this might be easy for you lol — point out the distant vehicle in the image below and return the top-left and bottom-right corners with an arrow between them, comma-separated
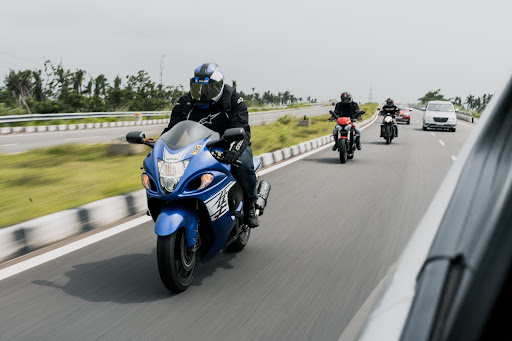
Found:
395,103 -> 412,125
423,101 -> 457,132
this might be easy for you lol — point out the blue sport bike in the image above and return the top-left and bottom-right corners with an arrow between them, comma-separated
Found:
126,121 -> 271,293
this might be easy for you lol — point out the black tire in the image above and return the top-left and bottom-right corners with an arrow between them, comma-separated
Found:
157,231 -> 196,293
452,128 -> 456,132
423,126 -> 427,131
226,225 -> 251,252
338,140 -> 347,164
407,121 -> 410,125
385,126 -> 391,144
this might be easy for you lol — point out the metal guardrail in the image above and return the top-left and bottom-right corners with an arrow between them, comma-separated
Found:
0,111 -> 173,124
0,104 -> 327,124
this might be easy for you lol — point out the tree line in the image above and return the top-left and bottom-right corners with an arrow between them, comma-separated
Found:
1,61 -> 313,115
418,89 -> 493,112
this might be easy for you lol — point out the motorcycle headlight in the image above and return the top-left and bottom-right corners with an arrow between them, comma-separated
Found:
344,125 -> 352,131
158,159 -> 190,193
384,116 -> 393,123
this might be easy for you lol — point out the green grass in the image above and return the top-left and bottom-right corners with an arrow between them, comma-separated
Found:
0,103 -> 377,228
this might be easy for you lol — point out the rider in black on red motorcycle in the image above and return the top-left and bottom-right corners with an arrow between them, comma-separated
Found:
380,98 -> 399,137
331,92 -> 362,150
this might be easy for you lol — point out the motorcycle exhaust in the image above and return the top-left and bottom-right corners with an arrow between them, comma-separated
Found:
255,180 -> 271,216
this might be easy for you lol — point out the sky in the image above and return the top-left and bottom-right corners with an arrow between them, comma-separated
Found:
1,0 -> 511,103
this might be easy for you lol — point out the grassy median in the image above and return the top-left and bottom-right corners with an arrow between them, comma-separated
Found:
0,103 -> 377,228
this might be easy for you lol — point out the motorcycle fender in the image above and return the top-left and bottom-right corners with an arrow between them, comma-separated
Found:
155,206 -> 198,247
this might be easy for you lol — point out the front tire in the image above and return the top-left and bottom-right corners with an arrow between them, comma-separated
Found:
157,231 -> 196,293
385,126 -> 391,144
338,139 -> 347,164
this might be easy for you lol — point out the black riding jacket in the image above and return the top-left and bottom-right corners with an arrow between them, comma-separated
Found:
380,104 -> 400,117
334,101 -> 360,119
162,85 -> 251,155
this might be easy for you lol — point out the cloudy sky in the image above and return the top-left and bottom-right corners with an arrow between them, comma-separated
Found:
1,0 -> 511,103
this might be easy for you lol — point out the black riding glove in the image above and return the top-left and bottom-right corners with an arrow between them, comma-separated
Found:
222,150 -> 241,165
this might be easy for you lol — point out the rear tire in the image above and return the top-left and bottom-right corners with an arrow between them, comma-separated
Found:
226,225 -> 251,252
338,140 -> 347,164
157,231 -> 196,293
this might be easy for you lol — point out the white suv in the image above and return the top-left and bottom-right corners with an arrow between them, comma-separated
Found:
423,100 -> 457,132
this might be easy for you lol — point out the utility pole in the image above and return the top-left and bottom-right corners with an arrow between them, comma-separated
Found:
368,83 -> 374,103
160,54 -> 166,85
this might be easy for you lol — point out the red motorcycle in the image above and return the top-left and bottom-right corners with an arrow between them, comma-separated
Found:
329,110 -> 364,164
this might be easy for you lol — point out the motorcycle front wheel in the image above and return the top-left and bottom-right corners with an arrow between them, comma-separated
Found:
157,230 -> 196,293
385,126 -> 391,145
338,139 -> 347,164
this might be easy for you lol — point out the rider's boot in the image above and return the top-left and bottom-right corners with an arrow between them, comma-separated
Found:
246,198 -> 260,228
356,136 -> 362,150
332,142 -> 338,151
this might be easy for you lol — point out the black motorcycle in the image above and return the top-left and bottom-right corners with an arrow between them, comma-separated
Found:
380,113 -> 397,145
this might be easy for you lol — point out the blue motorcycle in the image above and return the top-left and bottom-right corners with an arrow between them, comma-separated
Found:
126,121 -> 271,292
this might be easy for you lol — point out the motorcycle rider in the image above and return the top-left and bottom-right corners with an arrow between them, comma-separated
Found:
380,98 -> 399,137
331,92 -> 362,150
161,62 -> 259,228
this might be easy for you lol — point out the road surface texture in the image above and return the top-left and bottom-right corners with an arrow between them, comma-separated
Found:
0,114 -> 474,340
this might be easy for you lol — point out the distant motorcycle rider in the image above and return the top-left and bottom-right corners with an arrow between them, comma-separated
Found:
380,98 -> 399,137
161,63 -> 259,228
331,92 -> 362,150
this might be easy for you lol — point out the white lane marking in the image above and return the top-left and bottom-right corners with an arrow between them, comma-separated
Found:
431,132 -> 436,136
258,113 -> 380,176
0,216 -> 152,281
0,143 -> 19,147
1,114 -> 382,280
451,156 -> 457,161
439,140 -> 445,147
64,136 -> 101,141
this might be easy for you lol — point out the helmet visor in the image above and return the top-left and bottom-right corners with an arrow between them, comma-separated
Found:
190,79 -> 223,103
341,97 -> 351,104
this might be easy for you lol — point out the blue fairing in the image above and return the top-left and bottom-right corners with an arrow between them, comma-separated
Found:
155,206 -> 198,247
143,121 -> 242,262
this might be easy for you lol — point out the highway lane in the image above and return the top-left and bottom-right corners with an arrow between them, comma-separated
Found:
0,106 -> 331,154
0,118 -> 474,340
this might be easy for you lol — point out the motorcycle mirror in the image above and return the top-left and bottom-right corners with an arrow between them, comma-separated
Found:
222,127 -> 246,142
126,131 -> 146,144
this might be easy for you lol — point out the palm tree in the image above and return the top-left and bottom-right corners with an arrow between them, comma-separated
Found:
94,74 -> 107,97
73,70 -> 85,94
232,80 -> 237,91
465,95 -> 475,110
32,69 -> 45,102
5,70 -> 32,113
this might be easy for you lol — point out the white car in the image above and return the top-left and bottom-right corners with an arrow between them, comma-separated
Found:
423,101 -> 457,132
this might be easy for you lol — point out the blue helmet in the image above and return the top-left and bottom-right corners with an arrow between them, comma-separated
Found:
190,63 -> 225,106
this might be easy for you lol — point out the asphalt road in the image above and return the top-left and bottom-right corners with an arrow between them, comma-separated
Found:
0,106 -> 331,154
0,114 -> 475,340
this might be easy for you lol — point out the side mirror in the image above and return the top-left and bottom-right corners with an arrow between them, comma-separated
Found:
222,127 -> 246,142
126,131 -> 145,144
377,108 -> 381,111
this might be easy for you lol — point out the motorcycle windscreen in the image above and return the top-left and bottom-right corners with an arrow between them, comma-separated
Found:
160,121 -> 220,150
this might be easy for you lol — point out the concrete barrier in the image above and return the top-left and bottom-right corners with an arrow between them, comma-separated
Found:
259,153 -> 274,167
1,127 -> 13,134
282,147 -> 292,159
36,126 -> 47,132
25,126 -> 36,133
272,150 -> 284,163
291,145 -> 301,156
57,125 -> 68,131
